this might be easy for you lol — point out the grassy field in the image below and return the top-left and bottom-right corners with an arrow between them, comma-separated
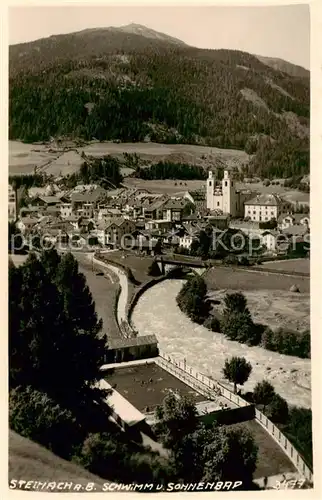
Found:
102,250 -> 154,285
9,430 -> 105,489
205,266 -> 310,293
262,258 -> 310,274
105,362 -> 205,413
225,421 -> 297,479
9,139 -> 249,177
205,266 -> 309,332
212,288 -> 309,332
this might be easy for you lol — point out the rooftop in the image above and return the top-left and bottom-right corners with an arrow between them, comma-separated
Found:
245,193 -> 284,207
108,335 -> 158,350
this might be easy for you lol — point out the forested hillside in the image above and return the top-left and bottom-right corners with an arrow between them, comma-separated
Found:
9,25 -> 310,178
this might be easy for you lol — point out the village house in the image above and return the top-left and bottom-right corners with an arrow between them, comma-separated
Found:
70,186 -> 108,212
16,217 -> 39,235
144,219 -> 173,234
244,193 -> 292,222
261,230 -> 279,253
32,195 -> 63,208
161,198 -> 188,222
96,218 -> 135,247
97,207 -> 123,221
278,213 -> 310,230
60,202 -> 73,219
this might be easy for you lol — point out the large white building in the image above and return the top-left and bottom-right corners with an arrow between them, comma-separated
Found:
206,170 -> 250,217
244,194 -> 291,222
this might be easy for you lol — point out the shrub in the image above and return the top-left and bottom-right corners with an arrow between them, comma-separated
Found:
266,394 -> 289,424
203,316 -> 221,332
222,311 -> 257,344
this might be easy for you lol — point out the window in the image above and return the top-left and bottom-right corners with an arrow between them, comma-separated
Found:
265,217 -> 268,220
253,211 -> 256,214
225,181 -> 227,187
271,211 -> 274,216
231,181 -> 233,187
217,201 -> 220,207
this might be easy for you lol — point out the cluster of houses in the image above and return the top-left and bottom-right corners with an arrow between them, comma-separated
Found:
9,169 -> 310,256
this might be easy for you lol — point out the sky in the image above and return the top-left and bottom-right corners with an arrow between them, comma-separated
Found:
8,4 -> 310,69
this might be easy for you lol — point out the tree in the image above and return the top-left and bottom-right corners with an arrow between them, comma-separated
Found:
202,426 -> 258,487
154,393 -> 199,451
9,252 -> 106,409
9,386 -> 83,460
40,247 -> 61,276
266,394 -> 289,424
222,357 -> 252,393
147,260 -> 162,277
223,292 -> 248,315
176,275 -> 211,323
76,432 -> 175,485
253,380 -> 275,411
221,311 -> 256,343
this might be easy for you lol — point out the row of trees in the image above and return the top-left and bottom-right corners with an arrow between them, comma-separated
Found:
134,161 -> 207,181
221,357 -> 312,467
177,277 -> 310,359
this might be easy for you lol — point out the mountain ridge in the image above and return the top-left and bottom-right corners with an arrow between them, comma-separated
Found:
9,24 -> 310,179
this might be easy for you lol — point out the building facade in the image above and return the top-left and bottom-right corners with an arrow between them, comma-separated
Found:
244,194 -> 291,222
206,170 -> 248,217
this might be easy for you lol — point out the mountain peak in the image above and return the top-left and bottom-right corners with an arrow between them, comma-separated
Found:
115,23 -> 186,46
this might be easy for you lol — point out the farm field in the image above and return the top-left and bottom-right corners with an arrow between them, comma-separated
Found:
262,258 -> 310,274
123,177 -> 205,194
104,362 -> 205,412
236,181 -> 309,205
9,139 -> 249,178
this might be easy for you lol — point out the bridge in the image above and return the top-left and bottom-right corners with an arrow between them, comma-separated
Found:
156,255 -> 207,269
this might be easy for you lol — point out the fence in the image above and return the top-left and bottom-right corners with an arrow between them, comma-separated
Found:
157,351 -> 249,408
157,351 -> 313,483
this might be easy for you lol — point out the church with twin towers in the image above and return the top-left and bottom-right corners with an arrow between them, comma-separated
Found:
206,170 -> 249,217
206,170 -> 291,222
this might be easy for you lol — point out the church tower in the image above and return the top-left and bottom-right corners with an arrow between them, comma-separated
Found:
222,170 -> 237,216
206,171 -> 215,210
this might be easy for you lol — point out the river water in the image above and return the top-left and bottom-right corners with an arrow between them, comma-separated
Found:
132,280 -> 311,409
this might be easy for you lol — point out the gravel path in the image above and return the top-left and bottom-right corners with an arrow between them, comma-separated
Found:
132,280 -> 311,409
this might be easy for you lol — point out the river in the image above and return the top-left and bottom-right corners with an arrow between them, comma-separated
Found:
132,279 -> 311,409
